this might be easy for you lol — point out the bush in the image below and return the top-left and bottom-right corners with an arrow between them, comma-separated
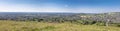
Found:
94,21 -> 106,26
74,20 -> 97,25
117,24 -> 120,27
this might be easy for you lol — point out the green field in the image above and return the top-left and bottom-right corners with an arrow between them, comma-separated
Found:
0,20 -> 120,31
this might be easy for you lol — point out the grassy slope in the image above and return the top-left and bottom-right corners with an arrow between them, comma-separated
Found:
0,20 -> 120,31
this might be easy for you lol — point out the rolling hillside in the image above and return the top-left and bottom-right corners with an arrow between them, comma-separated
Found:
0,20 -> 119,31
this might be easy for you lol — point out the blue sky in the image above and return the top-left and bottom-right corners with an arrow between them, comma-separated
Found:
0,0 -> 120,13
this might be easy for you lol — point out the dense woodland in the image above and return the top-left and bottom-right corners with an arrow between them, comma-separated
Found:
0,12 -> 120,27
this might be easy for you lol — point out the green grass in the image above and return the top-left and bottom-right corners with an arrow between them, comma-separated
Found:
0,20 -> 119,31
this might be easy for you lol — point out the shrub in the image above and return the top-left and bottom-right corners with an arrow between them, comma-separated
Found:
74,20 -> 97,25
117,24 -> 120,27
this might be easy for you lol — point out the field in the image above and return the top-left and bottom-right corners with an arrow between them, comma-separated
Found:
0,20 -> 120,31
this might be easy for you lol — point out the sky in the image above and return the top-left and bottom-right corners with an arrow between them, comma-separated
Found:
0,0 -> 120,13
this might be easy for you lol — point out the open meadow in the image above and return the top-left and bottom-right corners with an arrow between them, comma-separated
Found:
0,20 -> 120,31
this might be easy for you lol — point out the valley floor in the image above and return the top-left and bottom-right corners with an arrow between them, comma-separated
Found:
0,20 -> 120,31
